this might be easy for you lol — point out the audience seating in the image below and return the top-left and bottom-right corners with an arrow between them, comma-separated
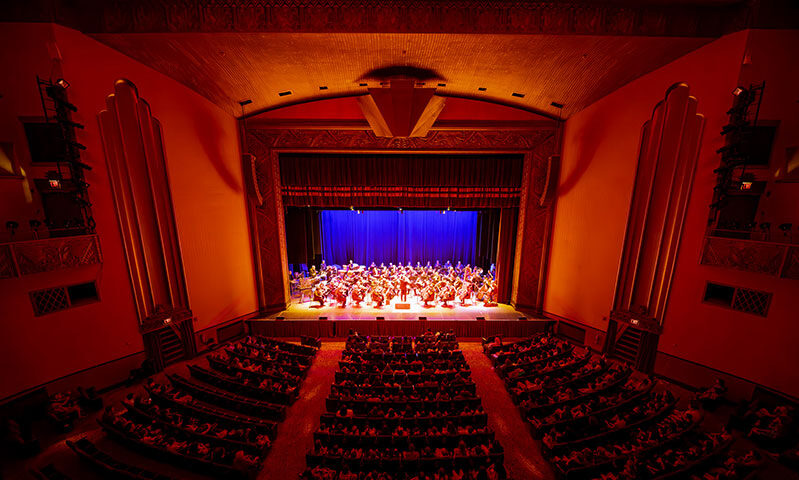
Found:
484,335 -> 743,480
303,332 -> 506,480
69,336 -> 318,479
30,463 -> 72,480
67,437 -> 177,480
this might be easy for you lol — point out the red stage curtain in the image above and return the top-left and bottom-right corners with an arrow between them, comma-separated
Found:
279,153 -> 524,208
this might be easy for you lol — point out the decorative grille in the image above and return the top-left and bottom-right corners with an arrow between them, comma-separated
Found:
29,287 -> 70,316
732,288 -> 772,317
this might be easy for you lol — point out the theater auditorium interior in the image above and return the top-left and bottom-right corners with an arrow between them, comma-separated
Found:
1,1 -> 799,479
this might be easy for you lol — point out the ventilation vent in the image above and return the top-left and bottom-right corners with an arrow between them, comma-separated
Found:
703,281 -> 772,317
30,287 -> 69,316
29,281 -> 99,316
437,83 -> 446,87
359,83 -> 368,87
278,90 -> 292,97
318,86 -> 328,90
478,87 -> 487,91
512,92 -> 525,98
732,287 -> 771,316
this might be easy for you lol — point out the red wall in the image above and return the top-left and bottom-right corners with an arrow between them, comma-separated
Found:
0,24 -> 256,400
659,30 -> 799,398
545,30 -> 799,397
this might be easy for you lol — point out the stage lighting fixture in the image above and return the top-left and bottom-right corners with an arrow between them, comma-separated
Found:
732,87 -> 746,96
349,206 -> 355,211
55,78 -> 70,89
48,178 -> 61,189
356,210 -> 362,214
740,181 -> 753,191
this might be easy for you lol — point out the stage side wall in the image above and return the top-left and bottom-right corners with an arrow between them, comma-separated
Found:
546,29 -> 799,397
0,24 -> 256,401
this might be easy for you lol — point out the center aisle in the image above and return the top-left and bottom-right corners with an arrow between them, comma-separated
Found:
259,341 -> 344,480
461,343 -> 555,480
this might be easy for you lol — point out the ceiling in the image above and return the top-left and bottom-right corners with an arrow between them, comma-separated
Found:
8,0 -> 795,119
91,32 -> 713,118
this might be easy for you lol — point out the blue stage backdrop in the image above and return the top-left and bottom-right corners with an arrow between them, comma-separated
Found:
320,210 -> 479,266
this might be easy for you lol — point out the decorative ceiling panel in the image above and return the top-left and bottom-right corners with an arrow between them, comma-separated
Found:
90,32 -> 713,117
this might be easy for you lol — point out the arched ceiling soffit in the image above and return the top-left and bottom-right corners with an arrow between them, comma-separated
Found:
6,0 -> 797,118
86,33 -> 716,118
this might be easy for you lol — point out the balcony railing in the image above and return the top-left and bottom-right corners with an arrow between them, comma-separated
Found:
700,236 -> 799,280
0,234 -> 102,279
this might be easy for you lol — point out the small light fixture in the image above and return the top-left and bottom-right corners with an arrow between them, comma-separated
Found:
732,87 -> 746,96
163,317 -> 172,325
356,210 -> 362,214
55,78 -> 70,89
740,181 -> 753,191
48,178 -> 61,189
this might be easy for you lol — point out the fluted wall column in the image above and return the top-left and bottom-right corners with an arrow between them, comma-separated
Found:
98,79 -> 194,352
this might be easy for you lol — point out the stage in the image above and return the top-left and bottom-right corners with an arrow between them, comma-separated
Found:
270,300 -> 526,321
247,300 -> 553,338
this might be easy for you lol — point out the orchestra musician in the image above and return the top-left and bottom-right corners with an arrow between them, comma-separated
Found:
301,260 -> 496,309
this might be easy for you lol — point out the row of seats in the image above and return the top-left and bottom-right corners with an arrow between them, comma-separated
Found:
303,332 -> 505,480
68,336 -> 319,479
484,335 -> 740,480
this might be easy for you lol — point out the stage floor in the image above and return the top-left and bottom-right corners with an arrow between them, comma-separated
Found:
266,300 -> 529,321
